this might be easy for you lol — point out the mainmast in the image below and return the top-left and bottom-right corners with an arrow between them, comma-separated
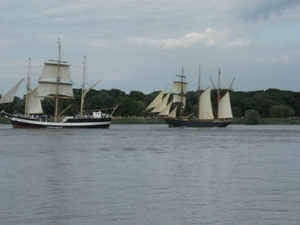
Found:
80,56 -> 86,116
197,65 -> 201,120
217,68 -> 221,119
54,40 -> 61,119
24,58 -> 31,116
179,66 -> 185,119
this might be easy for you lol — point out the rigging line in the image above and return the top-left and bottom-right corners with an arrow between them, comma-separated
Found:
29,45 -> 58,63
0,58 -> 29,92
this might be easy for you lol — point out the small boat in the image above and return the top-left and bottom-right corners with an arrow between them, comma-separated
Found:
146,66 -> 233,128
0,42 -> 117,128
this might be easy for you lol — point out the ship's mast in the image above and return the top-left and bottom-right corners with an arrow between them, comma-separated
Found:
197,65 -> 201,120
80,56 -> 86,116
217,68 -> 221,120
179,66 -> 185,119
79,56 -> 102,116
54,40 -> 61,119
24,58 -> 31,116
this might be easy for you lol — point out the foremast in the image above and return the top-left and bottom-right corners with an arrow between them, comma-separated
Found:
177,66 -> 186,120
217,68 -> 221,120
197,65 -> 201,120
80,56 -> 86,116
79,56 -> 102,116
215,68 -> 233,120
54,42 -> 61,119
24,58 -> 31,116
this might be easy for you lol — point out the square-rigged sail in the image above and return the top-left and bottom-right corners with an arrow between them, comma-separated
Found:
37,62 -> 74,98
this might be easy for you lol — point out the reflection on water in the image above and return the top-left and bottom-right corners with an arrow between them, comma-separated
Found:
0,124 -> 300,224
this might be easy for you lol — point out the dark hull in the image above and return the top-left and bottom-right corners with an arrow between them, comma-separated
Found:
165,118 -> 231,128
10,119 -> 111,128
3,113 -> 111,129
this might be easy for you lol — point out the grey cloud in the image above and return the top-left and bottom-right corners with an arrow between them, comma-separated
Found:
237,0 -> 300,22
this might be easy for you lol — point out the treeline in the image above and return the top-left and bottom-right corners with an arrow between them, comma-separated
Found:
1,88 -> 300,118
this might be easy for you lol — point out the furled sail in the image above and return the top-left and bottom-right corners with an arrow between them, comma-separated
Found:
151,92 -> 170,113
37,62 -> 74,97
0,78 -> 24,104
27,88 -> 43,114
218,91 -> 233,119
146,88 -> 166,110
198,87 -> 214,120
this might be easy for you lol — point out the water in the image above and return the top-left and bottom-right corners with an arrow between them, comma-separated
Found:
0,124 -> 299,225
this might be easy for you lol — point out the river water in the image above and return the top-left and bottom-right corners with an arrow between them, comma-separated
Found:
0,124 -> 299,225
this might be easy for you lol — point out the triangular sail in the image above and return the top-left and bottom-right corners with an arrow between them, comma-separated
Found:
168,105 -> 178,118
37,62 -> 74,97
27,88 -> 43,114
218,91 -> 233,119
198,87 -> 214,120
158,101 -> 172,116
146,88 -> 166,110
0,78 -> 24,104
151,92 -> 170,113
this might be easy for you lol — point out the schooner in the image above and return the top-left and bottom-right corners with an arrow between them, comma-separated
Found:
146,66 -> 233,127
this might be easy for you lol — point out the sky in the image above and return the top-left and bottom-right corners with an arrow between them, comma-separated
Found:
1,0 -> 300,97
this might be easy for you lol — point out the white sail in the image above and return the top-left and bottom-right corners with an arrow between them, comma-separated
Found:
168,105 -> 178,118
37,62 -> 74,97
158,101 -> 172,116
146,88 -> 166,110
151,92 -> 170,113
198,87 -> 214,120
0,78 -> 24,104
173,81 -> 187,94
27,88 -> 43,114
219,91 -> 233,119
173,94 -> 186,105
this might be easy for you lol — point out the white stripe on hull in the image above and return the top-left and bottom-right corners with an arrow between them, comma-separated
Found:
8,117 -> 111,128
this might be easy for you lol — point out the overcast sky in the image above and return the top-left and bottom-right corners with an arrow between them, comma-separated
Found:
1,0 -> 300,96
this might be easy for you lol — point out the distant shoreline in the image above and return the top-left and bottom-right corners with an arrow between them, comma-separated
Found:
111,117 -> 300,125
2,116 -> 299,125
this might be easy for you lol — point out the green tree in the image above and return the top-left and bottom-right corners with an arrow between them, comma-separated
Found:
232,106 -> 243,117
116,97 -> 146,117
41,98 -> 55,116
13,98 -> 24,114
129,90 -> 145,101
244,109 -> 260,125
254,99 -> 276,118
269,105 -> 295,118
185,91 -> 198,116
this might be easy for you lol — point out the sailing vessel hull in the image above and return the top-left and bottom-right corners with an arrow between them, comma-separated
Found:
5,115 -> 111,129
0,46 -> 116,129
165,118 -> 231,128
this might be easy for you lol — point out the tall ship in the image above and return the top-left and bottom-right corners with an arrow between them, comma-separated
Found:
0,42 -> 117,128
146,66 -> 233,128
